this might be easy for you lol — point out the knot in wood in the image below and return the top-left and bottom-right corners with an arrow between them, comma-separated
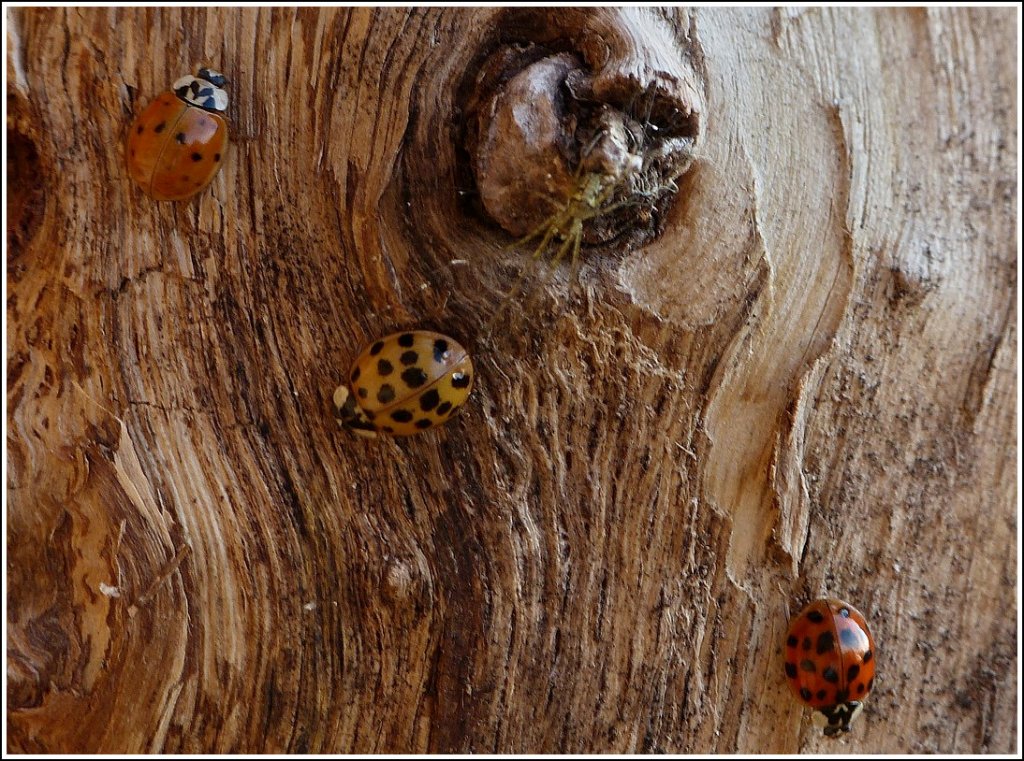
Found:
382,559 -> 417,603
463,16 -> 702,255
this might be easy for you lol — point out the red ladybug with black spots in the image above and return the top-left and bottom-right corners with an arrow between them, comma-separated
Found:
784,597 -> 876,736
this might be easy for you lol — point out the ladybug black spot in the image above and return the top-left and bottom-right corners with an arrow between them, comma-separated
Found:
436,401 -> 453,416
175,132 -> 187,144
807,610 -> 825,624
400,350 -> 418,366
358,387 -> 368,399
351,367 -> 361,382
433,338 -> 449,363
136,125 -> 144,134
786,635 -> 798,648
398,333 -> 415,347
402,367 -> 428,388
391,409 -> 413,423
816,631 -> 835,654
377,359 -> 393,376
800,659 -> 816,673
415,419 -> 433,429
816,689 -> 827,700
191,152 -> 203,162
799,688 -> 812,701
214,153 -> 221,161
419,389 -> 440,411
155,121 -> 166,133
822,666 -> 839,684
847,664 -> 860,681
785,662 -> 797,679
370,341 -> 385,356
377,384 -> 396,404
451,372 -> 470,389
862,649 -> 873,663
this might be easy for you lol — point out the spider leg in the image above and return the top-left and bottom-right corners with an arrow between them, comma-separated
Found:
509,213 -> 560,251
485,205 -> 568,336
566,221 -> 584,287
530,217 -> 563,261
547,224 -> 576,270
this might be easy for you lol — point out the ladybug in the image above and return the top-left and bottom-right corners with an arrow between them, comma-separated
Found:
126,68 -> 229,201
784,597 -> 876,737
333,331 -> 474,437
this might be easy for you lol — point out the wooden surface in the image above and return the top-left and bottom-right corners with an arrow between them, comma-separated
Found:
5,6 -> 1018,754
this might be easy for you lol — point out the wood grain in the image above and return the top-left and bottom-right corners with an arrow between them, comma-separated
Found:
5,6 -> 1017,753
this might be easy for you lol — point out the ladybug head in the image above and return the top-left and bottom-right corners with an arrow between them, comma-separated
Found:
332,385 -> 379,439
813,701 -> 864,737
172,69 -> 228,112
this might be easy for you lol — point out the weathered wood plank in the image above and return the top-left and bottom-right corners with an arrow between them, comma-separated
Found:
5,6 -> 1017,753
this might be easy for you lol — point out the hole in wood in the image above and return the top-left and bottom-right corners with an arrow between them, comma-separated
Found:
6,109 -> 46,262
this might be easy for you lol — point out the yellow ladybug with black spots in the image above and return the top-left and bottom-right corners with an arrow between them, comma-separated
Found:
333,331 -> 474,437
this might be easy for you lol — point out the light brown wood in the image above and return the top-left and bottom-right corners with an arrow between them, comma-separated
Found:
5,6 -> 1017,753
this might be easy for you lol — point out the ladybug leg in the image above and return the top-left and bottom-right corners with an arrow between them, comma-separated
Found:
332,385 -> 378,439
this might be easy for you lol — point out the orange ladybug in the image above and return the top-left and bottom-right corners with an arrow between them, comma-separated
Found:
126,68 -> 229,201
333,331 -> 474,438
784,597 -> 876,737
